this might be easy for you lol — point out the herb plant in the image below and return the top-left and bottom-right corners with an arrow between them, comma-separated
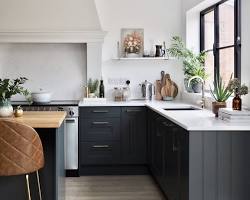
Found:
87,78 -> 99,93
228,78 -> 249,96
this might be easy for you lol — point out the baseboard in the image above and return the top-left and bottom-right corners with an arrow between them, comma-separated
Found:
80,165 -> 149,176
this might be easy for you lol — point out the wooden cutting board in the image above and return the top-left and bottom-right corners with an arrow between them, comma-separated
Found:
161,74 -> 178,99
155,80 -> 162,100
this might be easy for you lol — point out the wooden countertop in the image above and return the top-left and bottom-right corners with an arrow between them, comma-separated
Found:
0,111 -> 67,128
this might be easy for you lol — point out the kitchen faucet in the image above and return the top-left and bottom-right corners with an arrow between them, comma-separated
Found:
188,76 -> 205,109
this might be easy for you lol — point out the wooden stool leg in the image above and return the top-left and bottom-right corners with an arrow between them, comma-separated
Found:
36,171 -> 42,200
25,174 -> 32,200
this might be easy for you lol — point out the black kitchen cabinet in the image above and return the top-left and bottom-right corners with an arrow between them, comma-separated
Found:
121,107 -> 147,164
147,110 -> 189,200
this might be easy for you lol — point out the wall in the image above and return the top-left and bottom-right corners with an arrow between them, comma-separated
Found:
95,0 -> 184,99
0,43 -> 87,100
241,0 -> 250,107
0,0 -> 101,31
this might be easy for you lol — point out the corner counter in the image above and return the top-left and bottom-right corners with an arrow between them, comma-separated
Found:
0,111 -> 66,200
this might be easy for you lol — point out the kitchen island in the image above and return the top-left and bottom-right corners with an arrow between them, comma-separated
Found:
0,111 -> 66,200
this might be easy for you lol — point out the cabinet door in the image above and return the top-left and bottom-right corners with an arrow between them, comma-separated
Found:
121,107 -> 147,164
151,116 -> 165,184
163,121 -> 180,200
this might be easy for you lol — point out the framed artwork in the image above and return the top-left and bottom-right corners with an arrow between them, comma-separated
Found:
121,28 -> 144,58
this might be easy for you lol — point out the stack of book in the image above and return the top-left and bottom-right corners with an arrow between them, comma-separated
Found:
218,108 -> 250,123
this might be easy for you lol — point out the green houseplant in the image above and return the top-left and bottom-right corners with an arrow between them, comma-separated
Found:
87,78 -> 99,98
167,36 -> 208,93
0,77 -> 30,117
210,75 -> 233,117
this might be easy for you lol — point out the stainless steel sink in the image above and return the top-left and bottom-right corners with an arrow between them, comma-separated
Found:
163,107 -> 201,111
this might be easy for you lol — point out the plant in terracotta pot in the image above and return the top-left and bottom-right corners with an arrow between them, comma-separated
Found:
228,78 -> 249,111
167,36 -> 209,93
210,76 -> 233,117
0,77 -> 30,117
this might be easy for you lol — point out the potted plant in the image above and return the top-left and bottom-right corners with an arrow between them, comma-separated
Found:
87,78 -> 99,98
167,36 -> 208,93
0,77 -> 30,117
210,76 -> 233,117
228,78 -> 249,111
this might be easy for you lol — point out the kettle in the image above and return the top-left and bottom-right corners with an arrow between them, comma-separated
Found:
140,80 -> 153,100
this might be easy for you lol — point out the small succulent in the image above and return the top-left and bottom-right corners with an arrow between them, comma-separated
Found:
228,78 -> 249,96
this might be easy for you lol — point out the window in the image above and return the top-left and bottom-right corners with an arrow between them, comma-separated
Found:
200,0 -> 241,87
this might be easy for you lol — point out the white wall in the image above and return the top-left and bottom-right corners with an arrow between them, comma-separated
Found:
0,0 -> 101,31
0,43 -> 87,100
241,0 -> 250,107
95,0 -> 184,99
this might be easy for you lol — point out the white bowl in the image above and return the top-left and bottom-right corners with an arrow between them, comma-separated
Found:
32,91 -> 52,103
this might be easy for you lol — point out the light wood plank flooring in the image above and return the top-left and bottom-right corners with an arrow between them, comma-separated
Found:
65,175 -> 165,200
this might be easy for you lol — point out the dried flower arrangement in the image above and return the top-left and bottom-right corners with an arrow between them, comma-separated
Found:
228,78 -> 249,96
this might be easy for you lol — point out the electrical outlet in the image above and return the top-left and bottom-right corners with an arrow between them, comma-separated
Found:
108,78 -> 128,86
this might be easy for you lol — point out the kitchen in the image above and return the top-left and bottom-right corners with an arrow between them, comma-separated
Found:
0,0 -> 250,200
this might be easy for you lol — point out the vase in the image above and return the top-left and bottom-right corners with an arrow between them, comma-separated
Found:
232,93 -> 242,111
0,99 -> 13,117
126,53 -> 139,58
212,101 -> 227,117
192,82 -> 202,93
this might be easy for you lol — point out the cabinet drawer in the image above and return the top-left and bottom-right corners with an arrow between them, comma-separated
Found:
80,141 -> 120,165
80,107 -> 121,118
80,118 -> 120,141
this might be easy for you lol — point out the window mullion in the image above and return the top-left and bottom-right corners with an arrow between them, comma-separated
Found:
214,5 -> 220,81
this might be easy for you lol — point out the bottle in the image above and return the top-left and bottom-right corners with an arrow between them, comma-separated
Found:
99,80 -> 105,98
232,93 -> 242,111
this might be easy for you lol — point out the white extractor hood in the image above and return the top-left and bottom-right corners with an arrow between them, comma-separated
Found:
0,0 -> 106,43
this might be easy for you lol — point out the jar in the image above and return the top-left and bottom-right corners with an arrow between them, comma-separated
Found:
122,87 -> 130,101
113,87 -> 123,102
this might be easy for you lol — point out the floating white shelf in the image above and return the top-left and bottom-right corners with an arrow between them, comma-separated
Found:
112,57 -> 174,61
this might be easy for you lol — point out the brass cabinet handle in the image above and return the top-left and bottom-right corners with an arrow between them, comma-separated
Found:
92,110 -> 109,113
126,109 -> 142,113
92,145 -> 111,149
162,121 -> 175,127
92,122 -> 110,125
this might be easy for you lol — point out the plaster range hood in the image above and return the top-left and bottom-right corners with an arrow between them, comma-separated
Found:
0,0 -> 106,43
0,0 -> 106,79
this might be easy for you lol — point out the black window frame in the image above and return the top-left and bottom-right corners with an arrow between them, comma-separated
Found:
200,0 -> 241,81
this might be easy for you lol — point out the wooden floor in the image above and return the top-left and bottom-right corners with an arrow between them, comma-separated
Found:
65,175 -> 166,200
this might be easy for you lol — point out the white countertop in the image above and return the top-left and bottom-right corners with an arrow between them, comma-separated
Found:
79,100 -> 250,131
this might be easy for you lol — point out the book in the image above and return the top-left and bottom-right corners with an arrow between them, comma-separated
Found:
219,108 -> 250,116
218,112 -> 250,120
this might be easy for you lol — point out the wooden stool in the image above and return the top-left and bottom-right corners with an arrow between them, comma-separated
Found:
0,120 -> 44,200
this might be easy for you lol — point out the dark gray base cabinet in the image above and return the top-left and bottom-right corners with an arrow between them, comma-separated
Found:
147,109 -> 188,200
79,107 -> 147,174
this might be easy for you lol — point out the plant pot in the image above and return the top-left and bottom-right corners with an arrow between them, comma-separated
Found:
0,99 -> 13,117
212,101 -> 227,117
192,82 -> 202,93
184,78 -> 193,93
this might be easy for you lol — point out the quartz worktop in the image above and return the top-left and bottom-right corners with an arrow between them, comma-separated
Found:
0,111 -> 66,128
79,100 -> 250,131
